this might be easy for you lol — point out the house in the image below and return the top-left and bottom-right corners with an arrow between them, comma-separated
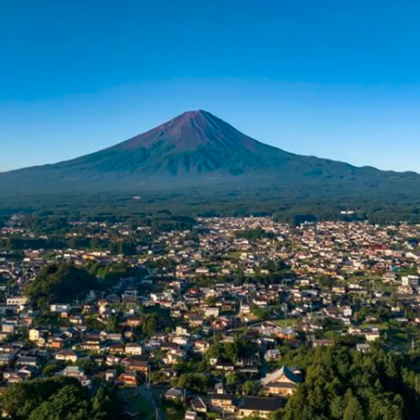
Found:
80,340 -> 101,353
106,355 -> 121,366
190,397 -> 207,413
356,343 -> 370,353
56,350 -> 78,363
106,333 -> 123,342
209,394 -> 236,413
117,371 -> 138,387
48,336 -> 65,349
237,397 -> 284,418
261,366 -> 302,396
6,297 -> 27,306
2,324 -> 14,334
69,315 -> 83,325
312,338 -> 334,348
0,353 -> 14,365
125,343 -> 143,356
62,366 -> 91,387
176,326 -> 189,336
194,340 -> 210,354
5,371 -> 25,384
18,366 -> 37,379
188,315 -> 204,327
105,369 -> 117,382
185,412 -> 197,420
365,331 -> 380,342
164,387 -> 184,402
109,343 -> 125,355
50,304 -> 70,313
205,307 -> 220,318
126,318 -> 142,327
29,328 -> 44,342
16,356 -> 39,368
122,357 -> 149,374
265,349 -> 281,361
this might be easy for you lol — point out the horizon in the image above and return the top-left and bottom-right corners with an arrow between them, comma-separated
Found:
1,107 -> 419,176
2,1 -> 420,172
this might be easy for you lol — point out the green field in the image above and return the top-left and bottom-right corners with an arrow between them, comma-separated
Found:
119,389 -> 154,420
274,318 -> 299,328
358,322 -> 389,330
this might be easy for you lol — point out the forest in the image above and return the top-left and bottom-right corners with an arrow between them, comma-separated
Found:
2,182 -> 420,225
277,340 -> 420,420
0,376 -> 121,420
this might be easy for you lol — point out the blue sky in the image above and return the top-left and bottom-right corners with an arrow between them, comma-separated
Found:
1,0 -> 420,172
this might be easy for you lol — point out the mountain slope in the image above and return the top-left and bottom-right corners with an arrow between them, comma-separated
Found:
0,110 -> 419,195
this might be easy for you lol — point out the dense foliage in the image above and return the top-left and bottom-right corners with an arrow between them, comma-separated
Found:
2,185 -> 420,226
25,263 -> 98,310
0,377 -> 121,420
280,343 -> 420,420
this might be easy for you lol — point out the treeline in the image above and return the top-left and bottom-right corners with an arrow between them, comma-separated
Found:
279,341 -> 420,420
2,185 -> 420,225
1,214 -> 196,253
235,227 -> 276,240
0,376 -> 121,420
25,263 -> 99,311
18,213 -> 196,234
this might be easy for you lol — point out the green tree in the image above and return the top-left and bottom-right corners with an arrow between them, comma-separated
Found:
25,263 -> 98,311
343,396 -> 364,420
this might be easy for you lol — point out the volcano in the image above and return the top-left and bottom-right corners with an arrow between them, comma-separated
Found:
1,110 -> 419,195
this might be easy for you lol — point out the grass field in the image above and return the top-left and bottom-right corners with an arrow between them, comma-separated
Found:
120,389 -> 154,420
274,318 -> 299,328
358,322 -> 389,330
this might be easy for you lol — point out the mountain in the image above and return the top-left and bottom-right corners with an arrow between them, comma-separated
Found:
1,110 -> 419,196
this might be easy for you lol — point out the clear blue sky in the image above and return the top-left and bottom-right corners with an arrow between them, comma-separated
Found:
1,0 -> 420,172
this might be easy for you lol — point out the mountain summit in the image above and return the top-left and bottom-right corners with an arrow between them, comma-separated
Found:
1,110 -> 419,195
85,109 -> 291,176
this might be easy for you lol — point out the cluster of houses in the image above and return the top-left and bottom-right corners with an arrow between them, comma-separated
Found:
0,216 -> 420,417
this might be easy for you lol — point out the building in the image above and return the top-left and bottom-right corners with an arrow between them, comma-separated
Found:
55,350 -> 78,363
122,357 -> 149,374
164,387 -> 184,402
125,343 -> 143,356
29,328 -> 42,342
50,304 -> 70,313
117,371 -> 138,387
261,366 -> 302,396
6,297 -> 28,306
237,397 -> 284,418
62,366 -> 91,387
205,307 -> 220,318
402,275 -> 419,287
209,394 -> 236,413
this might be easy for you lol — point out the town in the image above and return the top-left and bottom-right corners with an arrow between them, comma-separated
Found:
1,215 -> 420,419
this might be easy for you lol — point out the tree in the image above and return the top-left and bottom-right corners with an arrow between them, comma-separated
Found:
174,373 -> 211,394
141,314 -> 157,336
343,396 -> 364,420
242,381 -> 261,396
105,316 -> 119,333
25,263 -> 98,311
1,377 -> 122,420
250,304 -> 270,320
